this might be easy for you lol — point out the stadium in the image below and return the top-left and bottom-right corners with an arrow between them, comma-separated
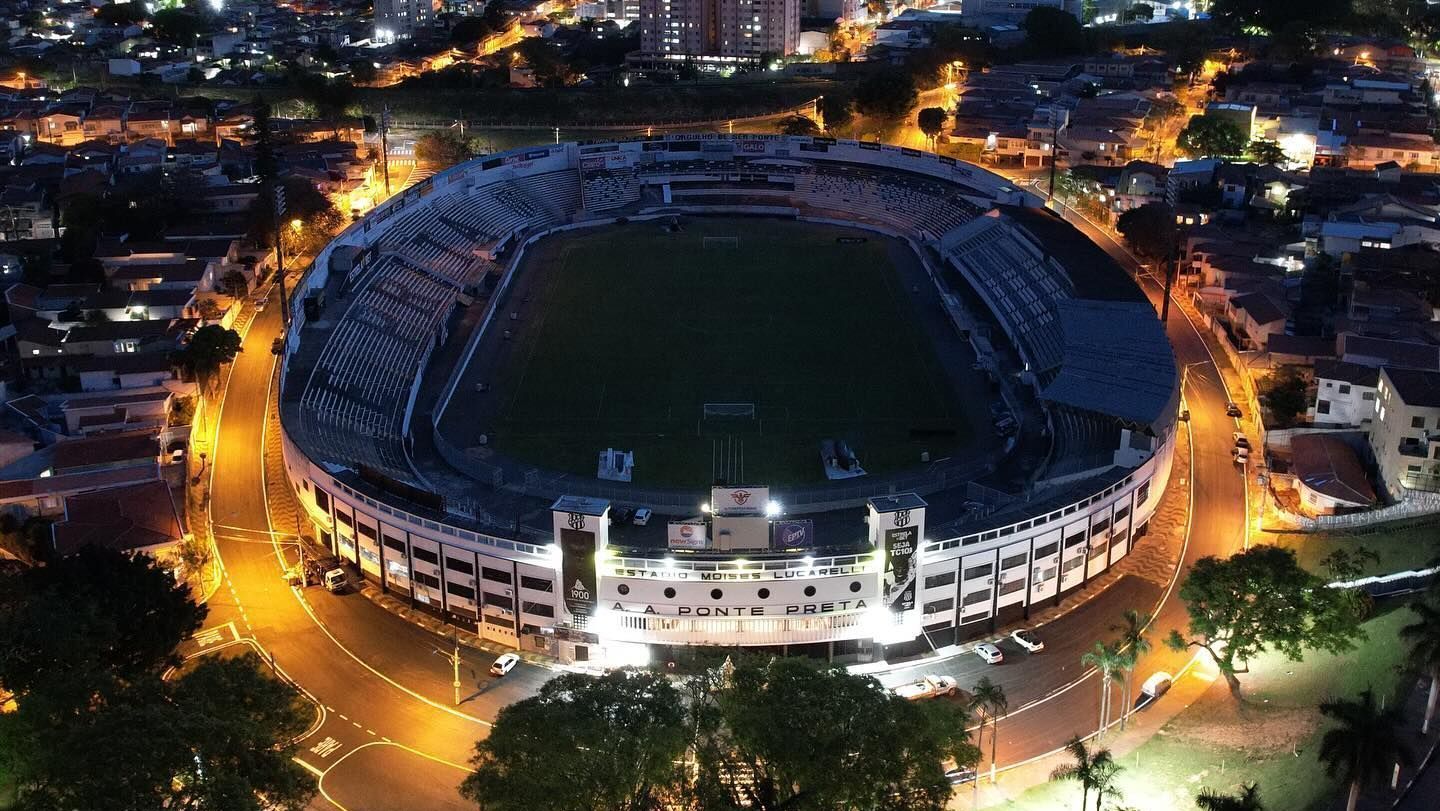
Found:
277,135 -> 1179,666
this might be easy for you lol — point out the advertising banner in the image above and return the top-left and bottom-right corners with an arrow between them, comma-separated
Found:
772,519 -> 814,550
667,521 -> 709,550
884,526 -> 919,612
710,486 -> 769,516
559,528 -> 598,620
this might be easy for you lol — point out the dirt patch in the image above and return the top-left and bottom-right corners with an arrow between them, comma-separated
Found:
1161,684 -> 1319,753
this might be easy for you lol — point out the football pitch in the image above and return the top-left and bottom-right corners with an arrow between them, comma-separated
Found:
481,217 -> 973,486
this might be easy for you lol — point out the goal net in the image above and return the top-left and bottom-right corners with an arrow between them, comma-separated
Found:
702,236 -> 740,249
703,403 -> 756,418
698,403 -> 759,436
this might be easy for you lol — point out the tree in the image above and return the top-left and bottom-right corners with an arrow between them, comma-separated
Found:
820,94 -> 854,133
1177,116 -> 1248,158
1196,782 -> 1263,811
1023,7 -> 1086,54
150,8 -> 205,46
1116,202 -> 1179,262
1247,138 -> 1288,165
1167,545 -> 1365,696
349,59 -> 378,84
917,106 -> 948,148
1050,736 -> 1118,811
461,669 -> 688,811
775,114 -> 820,137
1112,609 -> 1152,730
253,98 -> 278,184
1401,599 -> 1440,734
221,269 -> 249,299
1081,641 -> 1125,738
1318,688 -> 1414,811
1259,366 -> 1308,428
970,676 -> 1008,783
0,545 -> 204,705
450,15 -> 495,43
172,324 -> 243,397
416,131 -> 478,166
3,656 -> 314,811
854,69 -> 918,121
692,656 -> 973,811
95,2 -> 147,25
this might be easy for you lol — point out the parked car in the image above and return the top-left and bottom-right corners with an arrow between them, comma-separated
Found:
1141,671 -> 1173,699
945,766 -> 978,785
1226,402 -> 1243,418
1232,446 -> 1249,465
893,675 -> 960,701
1011,629 -> 1044,652
489,653 -> 521,677
323,568 -> 347,593
255,296 -> 269,312
974,642 -> 1004,664
1233,432 -> 1250,450
612,507 -> 633,524
632,508 -> 652,526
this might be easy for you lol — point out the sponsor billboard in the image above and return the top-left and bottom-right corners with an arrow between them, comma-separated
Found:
559,528 -> 598,620
883,526 -> 919,612
668,521 -> 709,550
711,486 -> 769,516
772,519 -> 814,550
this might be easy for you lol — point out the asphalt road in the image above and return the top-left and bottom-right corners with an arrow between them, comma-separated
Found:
197,204 -> 1248,809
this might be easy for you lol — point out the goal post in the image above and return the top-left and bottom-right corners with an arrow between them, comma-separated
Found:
698,402 -> 759,436
702,236 -> 740,249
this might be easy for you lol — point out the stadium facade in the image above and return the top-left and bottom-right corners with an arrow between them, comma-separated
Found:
278,135 -> 1179,666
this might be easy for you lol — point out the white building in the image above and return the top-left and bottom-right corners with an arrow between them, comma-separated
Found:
1310,359 -> 1379,428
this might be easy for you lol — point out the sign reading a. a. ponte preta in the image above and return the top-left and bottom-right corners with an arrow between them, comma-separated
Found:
560,528 -> 597,619
884,526 -> 919,612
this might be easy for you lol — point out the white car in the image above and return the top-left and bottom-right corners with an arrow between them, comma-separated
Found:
974,642 -> 1004,665
489,653 -> 520,677
1141,671 -> 1173,699
255,296 -> 269,312
893,675 -> 960,701
1233,432 -> 1251,450
1232,446 -> 1249,465
632,508 -> 652,526
1011,629 -> 1044,652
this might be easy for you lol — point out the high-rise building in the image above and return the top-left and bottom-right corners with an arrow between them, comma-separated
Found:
636,0 -> 801,67
375,0 -> 439,40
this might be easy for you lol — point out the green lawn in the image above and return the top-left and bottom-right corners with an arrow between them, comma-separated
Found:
1266,518 -> 1440,579
488,218 -> 971,486
996,608 -> 1415,811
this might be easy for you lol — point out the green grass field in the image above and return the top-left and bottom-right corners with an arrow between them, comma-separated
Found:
487,218 -> 970,486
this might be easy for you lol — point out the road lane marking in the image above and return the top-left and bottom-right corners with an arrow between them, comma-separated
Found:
310,737 -> 343,758
293,758 -> 325,778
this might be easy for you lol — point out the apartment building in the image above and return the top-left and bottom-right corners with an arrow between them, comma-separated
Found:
1370,367 -> 1440,497
636,0 -> 800,66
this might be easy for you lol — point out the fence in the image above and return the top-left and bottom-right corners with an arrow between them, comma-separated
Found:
1275,489 -> 1440,532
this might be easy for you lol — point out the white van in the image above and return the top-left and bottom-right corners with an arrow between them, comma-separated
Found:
1140,671 -> 1173,699
323,568 -> 347,593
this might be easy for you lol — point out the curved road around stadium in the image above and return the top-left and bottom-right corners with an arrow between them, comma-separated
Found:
198,213 -> 1246,810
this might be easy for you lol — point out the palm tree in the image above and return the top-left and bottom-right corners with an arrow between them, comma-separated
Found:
971,676 -> 1008,783
1112,609 -> 1152,730
1195,782 -> 1263,811
1400,599 -> 1440,734
1050,736 -> 1116,811
1317,688 -> 1415,811
1082,641 -> 1125,738
1091,755 -> 1123,811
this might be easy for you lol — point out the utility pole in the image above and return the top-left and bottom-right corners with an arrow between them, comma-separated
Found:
1047,108 -> 1060,205
1160,241 -> 1177,323
379,105 -> 392,197
435,639 -> 463,705
271,183 -> 290,328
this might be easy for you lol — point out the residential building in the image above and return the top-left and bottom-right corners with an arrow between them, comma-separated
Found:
1289,432 -> 1376,514
636,0 -> 801,66
375,0 -> 440,37
1370,366 -> 1440,496
1309,359 -> 1379,427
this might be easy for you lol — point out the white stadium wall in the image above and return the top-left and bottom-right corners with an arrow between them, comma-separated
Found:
276,134 -> 1176,664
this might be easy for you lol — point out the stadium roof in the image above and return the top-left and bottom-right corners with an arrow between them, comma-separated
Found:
1041,300 -> 1178,427
996,206 -> 1149,304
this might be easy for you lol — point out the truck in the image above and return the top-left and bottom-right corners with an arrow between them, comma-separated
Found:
892,675 -> 960,701
323,568 -> 347,594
